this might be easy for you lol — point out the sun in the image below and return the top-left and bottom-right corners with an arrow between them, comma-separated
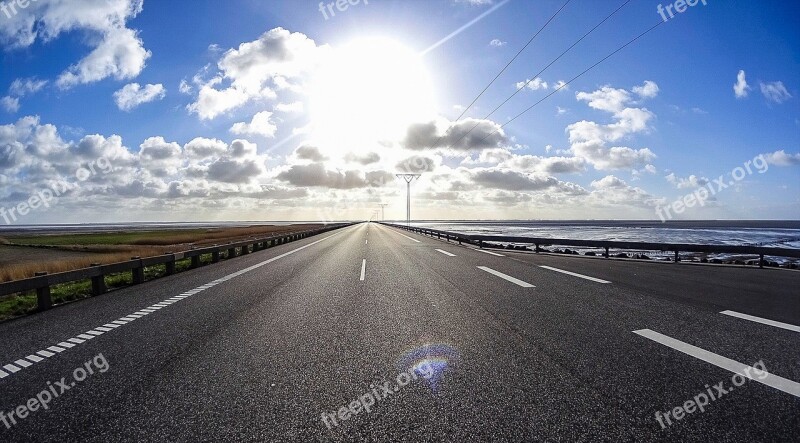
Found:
309,37 -> 436,153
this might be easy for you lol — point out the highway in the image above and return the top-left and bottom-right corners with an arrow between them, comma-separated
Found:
0,222 -> 798,442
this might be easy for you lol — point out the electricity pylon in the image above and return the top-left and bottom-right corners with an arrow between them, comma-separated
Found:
396,174 -> 421,226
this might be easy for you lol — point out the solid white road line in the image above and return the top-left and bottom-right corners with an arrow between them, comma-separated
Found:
0,228 -> 349,383
539,265 -> 611,284
360,259 -> 366,281
633,329 -> 800,397
477,266 -> 535,288
720,310 -> 800,333
366,239 -> 368,245
436,249 -> 456,257
476,249 -> 505,257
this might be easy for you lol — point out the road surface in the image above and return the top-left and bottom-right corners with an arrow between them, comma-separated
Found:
0,222 -> 797,442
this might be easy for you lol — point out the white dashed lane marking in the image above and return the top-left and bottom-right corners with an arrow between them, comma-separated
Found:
477,266 -> 535,288
435,249 -> 456,257
0,230 -> 342,382
634,329 -> 800,398
538,265 -> 611,284
720,310 -> 800,333
476,249 -> 505,257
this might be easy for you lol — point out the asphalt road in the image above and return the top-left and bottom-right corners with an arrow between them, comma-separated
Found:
0,222 -> 797,442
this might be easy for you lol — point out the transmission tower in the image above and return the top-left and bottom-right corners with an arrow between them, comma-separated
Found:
396,174 -> 421,226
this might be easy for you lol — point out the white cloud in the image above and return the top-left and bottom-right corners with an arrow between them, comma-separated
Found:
759,81 -> 792,104
275,101 -> 304,113
1,97 -> 20,113
516,77 -> 548,91
567,82 -> 658,171
489,39 -> 506,47
9,78 -> 48,97
761,150 -> 800,166
734,70 -> 750,98
230,111 -> 278,138
113,83 -> 166,111
184,137 -> 228,159
57,28 -> 151,89
188,28 -> 327,120
632,80 -> 659,99
0,0 -> 152,89
179,80 -> 193,95
665,173 -> 709,189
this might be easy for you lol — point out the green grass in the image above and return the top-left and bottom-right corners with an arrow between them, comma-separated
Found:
7,230 -> 210,246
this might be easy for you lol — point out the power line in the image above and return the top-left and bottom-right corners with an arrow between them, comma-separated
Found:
448,0 -> 633,149
431,0 -> 572,150
479,19 -> 667,145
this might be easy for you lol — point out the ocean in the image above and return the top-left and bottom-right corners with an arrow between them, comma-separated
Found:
408,220 -> 800,263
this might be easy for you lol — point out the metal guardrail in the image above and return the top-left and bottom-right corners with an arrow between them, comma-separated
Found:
380,222 -> 800,267
0,223 -> 354,311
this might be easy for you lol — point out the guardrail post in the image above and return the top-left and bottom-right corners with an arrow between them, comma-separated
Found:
191,255 -> 200,269
759,254 -> 764,268
535,243 -> 540,253
131,257 -> 144,284
35,272 -> 52,312
165,254 -> 176,276
674,250 -> 679,263
228,246 -> 236,258
242,244 -> 250,255
212,247 -> 220,263
478,240 -> 483,249
90,264 -> 106,295
604,247 -> 609,259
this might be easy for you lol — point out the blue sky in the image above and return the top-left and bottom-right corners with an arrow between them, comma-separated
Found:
0,0 -> 798,223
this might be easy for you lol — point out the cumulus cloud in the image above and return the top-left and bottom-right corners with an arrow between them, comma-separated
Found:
113,83 -> 166,111
403,118 -> 507,152
230,111 -> 278,137
0,0 -> 152,89
184,137 -> 228,159
57,27 -> 151,89
761,150 -> 800,166
759,81 -> 792,104
665,173 -> 709,189
632,80 -> 659,99
516,77 -> 548,91
734,70 -> 751,98
207,158 -> 263,183
589,175 -> 656,207
489,39 -> 506,47
188,28 -> 327,120
566,82 -> 658,170
344,151 -> 381,165
294,145 -> 327,162
396,155 -> 437,173
276,163 -> 393,189
470,169 -> 558,191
